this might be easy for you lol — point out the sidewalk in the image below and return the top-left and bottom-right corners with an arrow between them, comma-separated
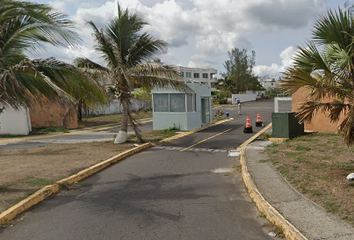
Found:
243,140 -> 354,240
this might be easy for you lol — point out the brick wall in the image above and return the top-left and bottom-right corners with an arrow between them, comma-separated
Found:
292,88 -> 344,133
29,100 -> 78,129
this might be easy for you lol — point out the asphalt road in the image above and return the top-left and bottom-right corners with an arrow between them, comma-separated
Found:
0,119 -> 153,150
0,99 -> 291,239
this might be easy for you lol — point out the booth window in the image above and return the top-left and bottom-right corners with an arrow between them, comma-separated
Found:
154,93 -> 190,112
187,94 -> 196,112
170,94 -> 185,112
153,94 -> 169,112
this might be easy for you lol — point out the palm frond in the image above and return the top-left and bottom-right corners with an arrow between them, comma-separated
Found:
338,105 -> 354,145
0,58 -> 69,109
295,100 -> 348,123
86,21 -> 119,69
313,8 -> 354,49
32,58 -> 108,107
74,57 -> 109,72
0,0 -> 80,54
128,64 -> 192,93
127,33 -> 167,67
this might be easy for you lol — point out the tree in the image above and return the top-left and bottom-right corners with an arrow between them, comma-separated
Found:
220,48 -> 263,93
0,0 -> 107,123
75,2 -> 189,144
282,7 -> 354,145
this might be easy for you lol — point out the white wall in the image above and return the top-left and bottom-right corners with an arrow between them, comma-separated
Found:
0,106 -> 31,135
231,93 -> 257,104
87,99 -> 152,116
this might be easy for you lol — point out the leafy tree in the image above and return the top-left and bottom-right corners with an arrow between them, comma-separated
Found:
220,48 -> 263,93
0,0 -> 107,121
282,8 -> 354,145
75,2 -> 189,144
131,88 -> 152,112
213,90 -> 230,104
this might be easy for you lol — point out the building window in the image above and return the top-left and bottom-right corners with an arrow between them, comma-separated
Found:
153,94 -> 169,112
180,72 -> 184,77
154,93 -> 189,112
170,94 -> 185,112
202,73 -> 208,78
187,94 -> 196,112
193,73 -> 200,78
186,72 -> 191,78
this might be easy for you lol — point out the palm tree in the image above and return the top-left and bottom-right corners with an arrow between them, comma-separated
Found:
75,2 -> 190,144
0,1 -> 107,122
282,7 -> 354,145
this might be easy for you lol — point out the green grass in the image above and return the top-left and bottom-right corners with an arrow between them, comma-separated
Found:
259,159 -> 271,163
0,134 -> 27,138
24,178 -> 56,187
324,201 -> 341,213
334,162 -> 354,170
294,145 -> 311,151
31,127 -> 69,134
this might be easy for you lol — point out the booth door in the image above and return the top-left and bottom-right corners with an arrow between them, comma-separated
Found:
201,97 -> 210,125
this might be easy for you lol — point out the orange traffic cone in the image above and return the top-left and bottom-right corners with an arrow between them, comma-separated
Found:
243,116 -> 253,133
255,113 -> 263,127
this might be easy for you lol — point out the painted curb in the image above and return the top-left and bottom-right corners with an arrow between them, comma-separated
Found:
238,123 -> 309,240
0,142 -> 152,225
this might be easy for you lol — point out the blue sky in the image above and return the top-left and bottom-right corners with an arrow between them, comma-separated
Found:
29,0 -> 348,78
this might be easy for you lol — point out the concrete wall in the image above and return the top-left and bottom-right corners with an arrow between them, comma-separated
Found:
292,88 -> 344,133
0,106 -> 31,135
88,99 -> 151,116
231,92 -> 257,104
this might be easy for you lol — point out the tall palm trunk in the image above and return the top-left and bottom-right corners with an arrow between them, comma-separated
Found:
0,107 -> 4,132
129,116 -> 145,143
114,99 -> 129,144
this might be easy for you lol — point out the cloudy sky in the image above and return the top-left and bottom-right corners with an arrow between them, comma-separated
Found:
30,0 -> 347,78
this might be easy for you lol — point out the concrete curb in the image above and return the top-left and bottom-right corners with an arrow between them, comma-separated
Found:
238,123 -> 308,240
0,142 -> 152,225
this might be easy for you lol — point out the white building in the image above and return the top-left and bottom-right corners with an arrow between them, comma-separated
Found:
261,77 -> 281,90
173,65 -> 217,91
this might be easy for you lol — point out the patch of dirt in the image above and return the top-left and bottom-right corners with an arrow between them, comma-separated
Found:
266,133 -> 354,227
0,141 -> 133,213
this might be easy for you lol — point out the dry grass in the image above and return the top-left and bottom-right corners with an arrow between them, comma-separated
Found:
0,128 -> 178,214
79,110 -> 152,128
265,133 -> 354,226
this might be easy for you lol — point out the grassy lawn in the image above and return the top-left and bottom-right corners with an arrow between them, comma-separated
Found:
79,110 -> 152,128
265,133 -> 354,227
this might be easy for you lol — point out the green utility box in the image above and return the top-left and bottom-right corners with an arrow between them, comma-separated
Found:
272,112 -> 304,138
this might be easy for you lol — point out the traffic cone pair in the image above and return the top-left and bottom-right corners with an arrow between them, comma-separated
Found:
243,116 -> 253,133
255,113 -> 263,127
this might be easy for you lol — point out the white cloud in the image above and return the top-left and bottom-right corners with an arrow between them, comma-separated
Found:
254,46 -> 297,77
31,0 -> 336,78
49,1 -> 67,12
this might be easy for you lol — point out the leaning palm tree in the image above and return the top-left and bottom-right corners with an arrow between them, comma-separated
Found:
0,0 -> 107,123
75,2 -> 190,144
282,7 -> 354,145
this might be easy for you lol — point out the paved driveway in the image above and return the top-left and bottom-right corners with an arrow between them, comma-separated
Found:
0,100 -> 290,239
